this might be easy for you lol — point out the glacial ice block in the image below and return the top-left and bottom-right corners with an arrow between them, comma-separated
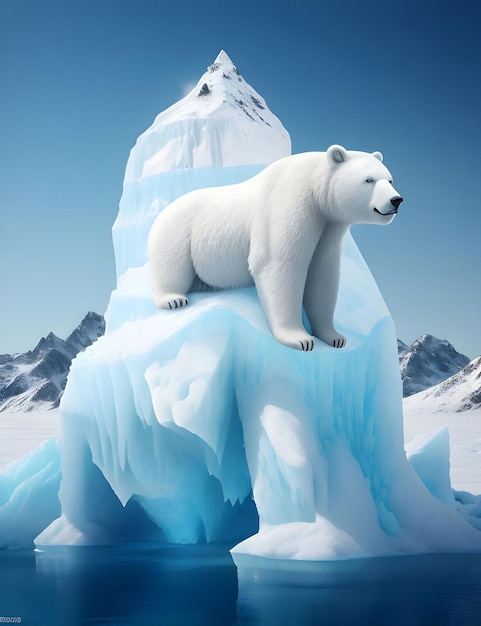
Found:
406,428 -> 456,509
0,439 -> 61,549
36,234 -> 481,558
35,50 -> 481,558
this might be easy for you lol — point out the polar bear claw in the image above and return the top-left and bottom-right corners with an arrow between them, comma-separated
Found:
168,297 -> 189,310
333,337 -> 346,349
299,339 -> 314,352
155,294 -> 189,310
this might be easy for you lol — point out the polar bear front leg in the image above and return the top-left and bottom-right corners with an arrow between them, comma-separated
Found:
254,261 -> 315,352
304,224 -> 347,349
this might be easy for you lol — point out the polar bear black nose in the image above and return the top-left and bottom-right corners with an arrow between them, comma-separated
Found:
390,196 -> 403,210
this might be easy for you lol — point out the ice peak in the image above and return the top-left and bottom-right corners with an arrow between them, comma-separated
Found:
128,51 -> 291,181
206,49 -> 240,80
215,49 -> 233,65
209,49 -> 236,72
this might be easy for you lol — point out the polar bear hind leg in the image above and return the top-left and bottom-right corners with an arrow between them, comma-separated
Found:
148,235 -> 195,311
151,257 -> 194,309
150,265 -> 194,311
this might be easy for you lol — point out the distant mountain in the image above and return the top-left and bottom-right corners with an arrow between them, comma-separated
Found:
65,311 -> 105,353
1,317 -> 474,412
397,339 -> 409,357
398,334 -> 470,398
404,356 -> 481,413
0,312 -> 105,412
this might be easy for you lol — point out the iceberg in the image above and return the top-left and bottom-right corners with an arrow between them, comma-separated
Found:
0,439 -> 61,549
34,51 -> 481,559
405,428 -> 456,509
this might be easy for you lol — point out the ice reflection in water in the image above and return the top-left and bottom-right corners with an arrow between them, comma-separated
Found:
0,545 -> 480,625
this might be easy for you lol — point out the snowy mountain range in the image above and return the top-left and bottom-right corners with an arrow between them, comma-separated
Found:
404,355 -> 481,413
0,312 -> 105,412
398,334 -> 470,397
1,317 -> 477,414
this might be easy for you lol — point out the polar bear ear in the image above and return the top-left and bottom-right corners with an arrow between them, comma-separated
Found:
372,151 -> 383,162
327,144 -> 348,167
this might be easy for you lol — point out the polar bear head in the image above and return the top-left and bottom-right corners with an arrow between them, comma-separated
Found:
325,145 -> 403,225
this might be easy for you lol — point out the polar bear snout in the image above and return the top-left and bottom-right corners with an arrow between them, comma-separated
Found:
390,195 -> 403,211
374,195 -> 403,217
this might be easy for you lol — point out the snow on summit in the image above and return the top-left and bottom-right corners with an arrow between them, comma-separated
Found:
399,334 -> 470,397
125,50 -> 291,180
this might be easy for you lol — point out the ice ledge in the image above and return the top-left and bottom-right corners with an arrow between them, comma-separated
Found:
231,517 -> 368,562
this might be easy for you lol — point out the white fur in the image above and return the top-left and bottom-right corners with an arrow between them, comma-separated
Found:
147,146 -> 402,351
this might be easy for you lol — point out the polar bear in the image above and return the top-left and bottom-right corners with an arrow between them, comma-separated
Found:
147,145 -> 402,351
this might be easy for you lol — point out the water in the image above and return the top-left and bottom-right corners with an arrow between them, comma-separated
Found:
1,544 -> 481,625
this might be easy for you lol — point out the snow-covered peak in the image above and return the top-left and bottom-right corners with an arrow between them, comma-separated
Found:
124,50 -> 291,180
404,355 -> 481,412
31,332 -> 74,361
66,311 -> 105,353
399,334 -> 470,397
413,334 -> 451,351
210,49 -> 234,67
148,49 -> 286,132
0,312 -> 105,413
397,338 -> 409,356
207,49 -> 237,74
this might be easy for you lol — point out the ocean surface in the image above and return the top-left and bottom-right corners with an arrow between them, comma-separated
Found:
1,544 -> 481,625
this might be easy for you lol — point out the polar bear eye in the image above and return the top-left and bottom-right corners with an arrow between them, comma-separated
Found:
365,178 -> 374,183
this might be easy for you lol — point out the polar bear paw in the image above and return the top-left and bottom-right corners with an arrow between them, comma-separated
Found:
155,294 -> 189,310
167,297 -> 189,310
274,330 -> 315,352
299,338 -> 314,352
332,336 -> 346,349
319,330 -> 346,349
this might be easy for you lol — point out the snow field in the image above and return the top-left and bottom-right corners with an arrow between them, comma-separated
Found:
404,405 -> 481,495
0,409 -> 61,466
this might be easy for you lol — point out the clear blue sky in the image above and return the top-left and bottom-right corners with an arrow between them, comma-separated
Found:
1,0 -> 480,358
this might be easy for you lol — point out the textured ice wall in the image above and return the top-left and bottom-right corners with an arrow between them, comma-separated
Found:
0,440 -> 60,549
37,234 -> 481,558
